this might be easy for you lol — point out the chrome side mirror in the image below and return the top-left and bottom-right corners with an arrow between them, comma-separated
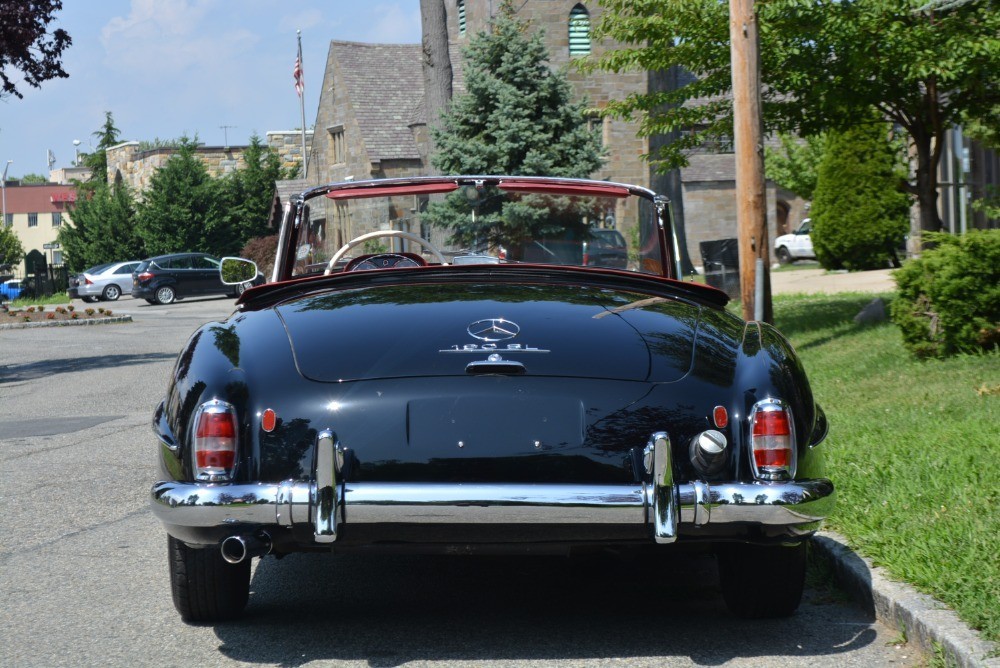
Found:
220,257 -> 258,285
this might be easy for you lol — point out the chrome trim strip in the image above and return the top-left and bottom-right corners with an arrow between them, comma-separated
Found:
150,479 -> 835,533
313,430 -> 338,543
343,483 -> 646,524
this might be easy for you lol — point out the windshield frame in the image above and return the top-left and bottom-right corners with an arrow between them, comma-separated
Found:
274,176 -> 673,282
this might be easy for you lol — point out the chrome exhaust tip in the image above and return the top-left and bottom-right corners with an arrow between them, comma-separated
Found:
220,532 -> 271,564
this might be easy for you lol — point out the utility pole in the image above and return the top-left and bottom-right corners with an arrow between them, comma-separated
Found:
729,0 -> 772,323
219,125 -> 237,149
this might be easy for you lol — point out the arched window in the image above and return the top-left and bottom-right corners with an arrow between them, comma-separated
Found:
457,0 -> 466,36
568,4 -> 591,57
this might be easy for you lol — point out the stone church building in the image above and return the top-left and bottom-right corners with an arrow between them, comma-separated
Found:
300,0 -> 803,269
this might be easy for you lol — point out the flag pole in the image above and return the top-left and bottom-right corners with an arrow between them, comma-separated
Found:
297,30 -> 308,179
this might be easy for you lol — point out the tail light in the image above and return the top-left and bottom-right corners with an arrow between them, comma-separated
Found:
749,399 -> 795,480
193,399 -> 238,481
85,277 -> 93,285
138,272 -> 154,282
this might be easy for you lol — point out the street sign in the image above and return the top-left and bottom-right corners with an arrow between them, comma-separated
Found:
43,242 -> 61,250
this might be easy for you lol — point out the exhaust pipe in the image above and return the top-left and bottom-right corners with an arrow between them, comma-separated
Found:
220,532 -> 271,564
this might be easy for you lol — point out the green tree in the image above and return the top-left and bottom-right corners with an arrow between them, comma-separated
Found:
136,137 -> 223,256
59,182 -> 143,271
589,0 -> 1000,239
18,173 -> 48,184
810,121 -> 910,270
0,0 -> 71,99
215,135 -> 295,255
427,0 -> 604,245
0,225 -> 24,267
78,111 -> 122,185
765,134 -> 826,202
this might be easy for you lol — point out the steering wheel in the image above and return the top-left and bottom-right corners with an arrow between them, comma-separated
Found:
324,230 -> 448,275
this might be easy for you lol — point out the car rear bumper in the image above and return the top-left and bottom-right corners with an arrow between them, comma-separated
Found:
152,431 -> 834,546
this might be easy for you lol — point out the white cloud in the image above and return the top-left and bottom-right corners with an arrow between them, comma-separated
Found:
99,0 -> 257,79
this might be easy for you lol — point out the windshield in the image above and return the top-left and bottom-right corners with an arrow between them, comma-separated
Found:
290,179 -> 664,277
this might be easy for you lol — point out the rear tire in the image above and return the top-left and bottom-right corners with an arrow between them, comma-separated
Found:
102,284 -> 121,301
168,536 -> 250,623
82,296 -> 98,303
155,285 -> 176,305
776,246 -> 793,265
717,541 -> 807,618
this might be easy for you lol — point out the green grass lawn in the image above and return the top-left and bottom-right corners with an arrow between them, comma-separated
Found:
5,292 -> 71,307
772,292 -> 999,643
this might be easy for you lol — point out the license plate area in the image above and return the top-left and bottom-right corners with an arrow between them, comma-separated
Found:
407,396 -> 585,454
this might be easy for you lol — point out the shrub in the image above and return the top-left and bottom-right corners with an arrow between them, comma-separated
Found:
239,234 -> 279,280
85,308 -> 95,316
811,121 -> 910,270
891,230 -> 1000,358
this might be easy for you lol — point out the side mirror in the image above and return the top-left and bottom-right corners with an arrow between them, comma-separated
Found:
220,257 -> 258,285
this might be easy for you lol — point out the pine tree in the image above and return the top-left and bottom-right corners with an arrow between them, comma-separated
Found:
59,182 -> 143,271
80,111 -> 122,185
427,0 -> 603,246
136,137 -> 222,256
215,135 -> 295,255
810,122 -> 910,270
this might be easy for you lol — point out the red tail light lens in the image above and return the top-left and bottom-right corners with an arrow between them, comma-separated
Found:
750,399 -> 795,480
85,278 -> 93,285
193,400 -> 238,481
138,272 -> 154,282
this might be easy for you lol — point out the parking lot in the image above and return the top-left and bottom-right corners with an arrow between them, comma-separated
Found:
0,295 -> 920,667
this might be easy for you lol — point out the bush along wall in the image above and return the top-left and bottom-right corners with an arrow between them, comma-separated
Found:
891,230 -> 1000,358
811,121 -> 910,270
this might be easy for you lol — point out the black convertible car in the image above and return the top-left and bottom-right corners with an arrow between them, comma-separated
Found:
150,176 -> 834,622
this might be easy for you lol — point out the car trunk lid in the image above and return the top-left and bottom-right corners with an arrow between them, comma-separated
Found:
275,282 -> 702,383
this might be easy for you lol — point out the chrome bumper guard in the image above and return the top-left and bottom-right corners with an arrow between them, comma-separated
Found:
150,430 -> 835,545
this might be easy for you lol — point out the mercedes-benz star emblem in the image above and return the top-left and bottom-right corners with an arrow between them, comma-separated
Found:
467,318 -> 520,342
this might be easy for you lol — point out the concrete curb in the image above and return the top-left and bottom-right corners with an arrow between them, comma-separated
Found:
814,531 -> 999,667
0,315 -> 133,330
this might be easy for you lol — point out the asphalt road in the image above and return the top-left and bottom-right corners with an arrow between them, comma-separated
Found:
0,295 -> 921,667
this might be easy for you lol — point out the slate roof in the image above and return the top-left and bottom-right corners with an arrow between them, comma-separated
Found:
330,42 -> 425,162
680,153 -> 737,183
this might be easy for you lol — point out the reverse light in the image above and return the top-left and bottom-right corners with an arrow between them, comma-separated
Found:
749,399 -> 796,480
193,399 -> 238,481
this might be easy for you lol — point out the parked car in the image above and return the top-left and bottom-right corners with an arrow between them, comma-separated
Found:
68,261 -> 141,302
131,252 -> 248,305
582,228 -> 629,269
150,176 -> 835,622
0,278 -> 24,302
774,218 -> 815,264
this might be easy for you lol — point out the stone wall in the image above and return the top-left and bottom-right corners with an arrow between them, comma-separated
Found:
267,131 -> 313,177
105,134 -> 312,194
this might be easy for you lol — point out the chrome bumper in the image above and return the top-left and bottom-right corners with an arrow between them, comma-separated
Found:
151,430 -> 834,544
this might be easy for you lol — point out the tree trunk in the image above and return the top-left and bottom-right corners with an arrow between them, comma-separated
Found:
912,132 -> 944,235
420,0 -> 453,130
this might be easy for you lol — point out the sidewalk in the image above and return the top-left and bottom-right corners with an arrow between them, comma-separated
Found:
770,266 -> 897,295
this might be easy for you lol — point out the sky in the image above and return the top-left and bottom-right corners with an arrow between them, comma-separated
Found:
0,0 -> 423,179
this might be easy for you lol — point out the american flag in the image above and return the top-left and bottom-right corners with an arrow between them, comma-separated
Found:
293,54 -> 304,97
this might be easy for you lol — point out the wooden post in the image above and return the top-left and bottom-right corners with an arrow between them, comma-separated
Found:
729,0 -> 773,323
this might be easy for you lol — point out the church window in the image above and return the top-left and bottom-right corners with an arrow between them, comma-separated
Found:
569,5 -> 591,57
